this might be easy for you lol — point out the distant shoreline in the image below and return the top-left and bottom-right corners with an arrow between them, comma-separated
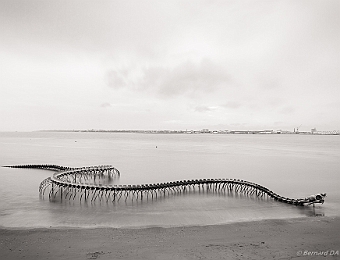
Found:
37,129 -> 340,135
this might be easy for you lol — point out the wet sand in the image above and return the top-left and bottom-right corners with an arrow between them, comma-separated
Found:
0,216 -> 339,260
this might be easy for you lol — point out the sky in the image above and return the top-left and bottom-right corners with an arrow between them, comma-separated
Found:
0,0 -> 339,132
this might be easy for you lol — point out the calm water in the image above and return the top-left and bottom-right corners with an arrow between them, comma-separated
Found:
0,132 -> 339,228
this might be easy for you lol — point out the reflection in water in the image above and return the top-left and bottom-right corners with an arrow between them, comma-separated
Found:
296,205 -> 325,217
91,172 -> 120,185
45,184 -> 326,222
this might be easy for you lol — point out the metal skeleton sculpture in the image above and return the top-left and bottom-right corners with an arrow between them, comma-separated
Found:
3,164 -> 326,206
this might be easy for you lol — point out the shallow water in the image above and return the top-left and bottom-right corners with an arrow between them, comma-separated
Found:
0,132 -> 339,228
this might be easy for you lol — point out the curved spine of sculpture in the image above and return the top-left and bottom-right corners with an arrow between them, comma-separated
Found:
3,164 -> 326,206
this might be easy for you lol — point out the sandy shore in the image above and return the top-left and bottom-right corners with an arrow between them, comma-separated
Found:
0,217 -> 339,260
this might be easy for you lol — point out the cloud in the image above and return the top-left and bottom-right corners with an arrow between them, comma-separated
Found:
106,59 -> 231,98
194,105 -> 215,113
279,106 -> 295,115
100,102 -> 111,108
145,60 -> 230,97
222,101 -> 241,109
106,71 -> 128,90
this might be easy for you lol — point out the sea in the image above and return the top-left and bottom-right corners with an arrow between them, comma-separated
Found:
0,131 -> 339,229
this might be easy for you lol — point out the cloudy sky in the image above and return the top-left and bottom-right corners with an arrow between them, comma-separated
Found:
0,0 -> 339,131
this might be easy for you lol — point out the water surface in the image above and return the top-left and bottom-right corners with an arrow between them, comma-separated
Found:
0,132 -> 339,228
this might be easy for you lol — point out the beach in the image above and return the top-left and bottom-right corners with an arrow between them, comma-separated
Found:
1,216 -> 339,260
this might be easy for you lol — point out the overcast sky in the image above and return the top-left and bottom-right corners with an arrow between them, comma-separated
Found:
0,0 -> 339,131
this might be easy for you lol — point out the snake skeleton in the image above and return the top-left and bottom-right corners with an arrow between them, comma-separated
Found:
3,164 -> 326,206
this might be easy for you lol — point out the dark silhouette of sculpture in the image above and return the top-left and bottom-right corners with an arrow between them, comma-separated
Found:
3,164 -> 326,206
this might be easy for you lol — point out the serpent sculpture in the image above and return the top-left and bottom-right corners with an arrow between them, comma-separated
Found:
3,164 -> 326,206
